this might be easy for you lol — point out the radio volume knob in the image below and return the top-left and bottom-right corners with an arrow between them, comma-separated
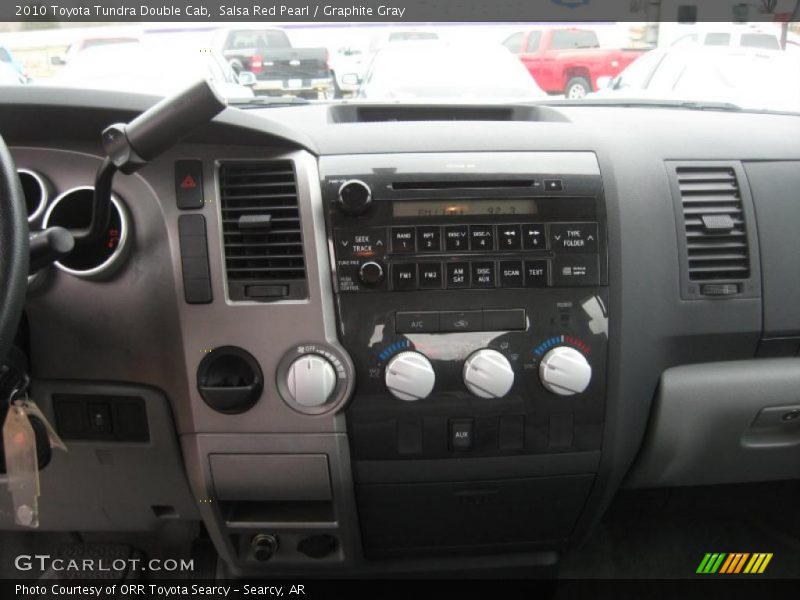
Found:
463,349 -> 515,399
539,347 -> 592,396
286,354 -> 337,407
337,179 -> 372,215
385,351 -> 436,402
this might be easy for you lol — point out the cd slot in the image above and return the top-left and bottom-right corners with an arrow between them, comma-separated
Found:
391,180 -> 536,191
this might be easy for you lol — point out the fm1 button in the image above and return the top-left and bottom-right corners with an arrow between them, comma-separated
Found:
450,419 -> 473,450
392,263 -> 417,290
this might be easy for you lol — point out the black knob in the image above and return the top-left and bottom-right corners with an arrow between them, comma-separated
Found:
337,180 -> 372,215
251,534 -> 279,562
359,261 -> 384,286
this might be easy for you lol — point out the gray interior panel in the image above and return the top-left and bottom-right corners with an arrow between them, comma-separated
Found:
0,381 -> 198,531
626,358 -> 800,488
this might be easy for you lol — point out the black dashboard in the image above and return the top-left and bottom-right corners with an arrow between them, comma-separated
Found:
2,87 -> 800,575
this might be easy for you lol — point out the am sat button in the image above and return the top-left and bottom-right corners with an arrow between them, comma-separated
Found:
396,311 -> 439,333
552,255 -> 599,286
440,310 -> 483,333
446,262 -> 470,288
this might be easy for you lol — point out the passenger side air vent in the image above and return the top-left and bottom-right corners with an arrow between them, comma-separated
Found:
219,161 -> 307,302
669,162 -> 760,300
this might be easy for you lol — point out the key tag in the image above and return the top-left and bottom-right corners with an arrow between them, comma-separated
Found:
3,400 -> 40,528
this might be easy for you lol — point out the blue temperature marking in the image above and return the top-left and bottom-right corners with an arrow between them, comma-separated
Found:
533,335 -> 565,357
378,339 -> 410,361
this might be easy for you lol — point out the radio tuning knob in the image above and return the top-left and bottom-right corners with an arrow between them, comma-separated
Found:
539,346 -> 592,396
385,351 -> 436,402
286,354 -> 337,407
463,349 -> 515,399
337,179 -> 372,215
358,261 -> 384,286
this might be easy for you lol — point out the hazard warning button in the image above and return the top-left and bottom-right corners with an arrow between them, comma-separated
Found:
175,159 -> 204,209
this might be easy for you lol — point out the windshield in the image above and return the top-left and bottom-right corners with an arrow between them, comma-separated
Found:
0,21 -> 797,113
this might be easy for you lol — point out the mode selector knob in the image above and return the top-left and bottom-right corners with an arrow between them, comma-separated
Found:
463,349 -> 515,399
286,354 -> 337,407
337,179 -> 372,215
385,351 -> 435,402
539,346 -> 592,396
358,261 -> 384,286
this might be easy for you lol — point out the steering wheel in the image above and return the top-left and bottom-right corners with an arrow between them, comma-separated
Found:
0,134 -> 28,362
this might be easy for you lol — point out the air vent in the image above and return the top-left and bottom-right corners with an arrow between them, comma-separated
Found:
219,161 -> 307,302
671,163 -> 759,299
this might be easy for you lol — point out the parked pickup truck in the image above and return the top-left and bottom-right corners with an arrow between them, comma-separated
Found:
216,28 -> 335,99
502,28 -> 645,98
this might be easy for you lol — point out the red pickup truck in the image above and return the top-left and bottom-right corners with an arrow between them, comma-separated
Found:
502,28 -> 645,98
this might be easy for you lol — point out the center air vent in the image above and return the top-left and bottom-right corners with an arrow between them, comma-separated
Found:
219,161 -> 307,302
670,162 -> 759,299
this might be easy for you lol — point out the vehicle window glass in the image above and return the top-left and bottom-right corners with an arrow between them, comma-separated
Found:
615,51 -> 664,89
740,34 -> 780,49
525,32 -> 542,52
647,53 -> 690,91
0,48 -> 10,62
704,33 -> 731,46
550,30 -> 599,50
502,33 -> 524,52
227,30 -> 290,50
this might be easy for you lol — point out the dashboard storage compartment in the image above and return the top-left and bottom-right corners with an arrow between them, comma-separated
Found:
355,474 -> 594,558
627,358 -> 800,488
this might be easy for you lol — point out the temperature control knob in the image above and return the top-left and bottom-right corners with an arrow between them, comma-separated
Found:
463,349 -> 515,399
385,351 -> 435,402
539,346 -> 592,396
286,354 -> 337,407
337,180 -> 372,215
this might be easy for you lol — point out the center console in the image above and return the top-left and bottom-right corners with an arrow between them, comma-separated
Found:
320,153 -> 609,558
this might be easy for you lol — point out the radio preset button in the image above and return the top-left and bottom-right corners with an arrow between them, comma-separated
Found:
499,260 -> 524,288
550,223 -> 598,254
446,262 -> 470,288
552,255 -> 599,286
522,224 -> 547,250
444,225 -> 469,252
418,262 -> 443,289
392,263 -> 417,290
469,225 -> 494,251
396,311 -> 439,333
471,261 -> 496,288
440,310 -> 483,333
391,227 -> 416,254
499,225 -> 522,250
417,226 -> 441,253
524,260 -> 549,287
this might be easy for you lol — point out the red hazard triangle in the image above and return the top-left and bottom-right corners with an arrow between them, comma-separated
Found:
180,174 -> 197,189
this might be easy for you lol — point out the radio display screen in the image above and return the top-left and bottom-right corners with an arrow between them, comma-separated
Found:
393,199 -> 538,218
